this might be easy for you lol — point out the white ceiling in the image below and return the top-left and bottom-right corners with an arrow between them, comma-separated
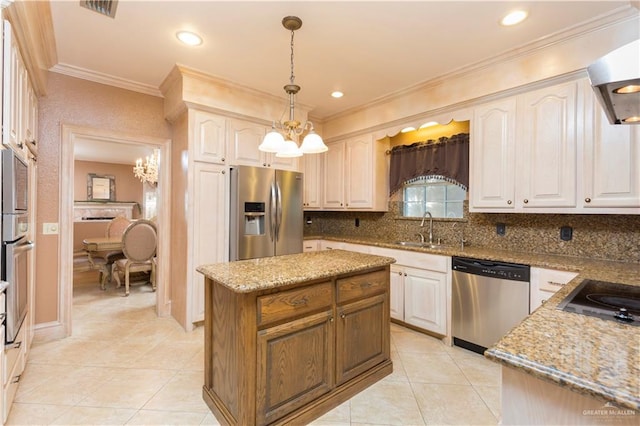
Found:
55,1 -> 635,163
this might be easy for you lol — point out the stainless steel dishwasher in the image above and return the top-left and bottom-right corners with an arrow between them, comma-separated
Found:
452,257 -> 530,354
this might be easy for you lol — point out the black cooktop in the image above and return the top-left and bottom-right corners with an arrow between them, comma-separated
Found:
557,279 -> 640,326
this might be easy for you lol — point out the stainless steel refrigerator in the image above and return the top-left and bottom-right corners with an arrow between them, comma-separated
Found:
229,165 -> 303,261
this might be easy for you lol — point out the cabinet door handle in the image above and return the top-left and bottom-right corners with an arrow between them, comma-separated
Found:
221,158 -> 225,162
221,170 -> 225,175
507,200 -> 512,205
404,273 -> 407,276
398,271 -> 403,276
263,163 -> 267,167
585,197 -> 591,203
10,374 -> 21,384
340,313 -> 346,319
547,281 -> 565,287
523,199 -> 529,204
329,317 -> 334,323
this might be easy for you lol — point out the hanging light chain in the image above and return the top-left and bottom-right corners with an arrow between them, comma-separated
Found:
289,26 -> 295,85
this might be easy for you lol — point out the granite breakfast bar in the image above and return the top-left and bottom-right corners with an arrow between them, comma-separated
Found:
485,265 -> 640,425
196,250 -> 396,426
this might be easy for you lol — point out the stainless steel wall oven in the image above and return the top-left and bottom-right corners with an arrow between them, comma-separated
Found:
2,149 -> 32,343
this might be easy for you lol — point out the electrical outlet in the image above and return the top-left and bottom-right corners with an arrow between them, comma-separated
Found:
560,226 -> 573,241
496,223 -> 506,236
43,223 -> 59,235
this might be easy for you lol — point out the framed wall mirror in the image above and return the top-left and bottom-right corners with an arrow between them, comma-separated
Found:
87,173 -> 115,201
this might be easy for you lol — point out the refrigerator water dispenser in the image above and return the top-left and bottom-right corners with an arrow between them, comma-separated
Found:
244,202 -> 265,235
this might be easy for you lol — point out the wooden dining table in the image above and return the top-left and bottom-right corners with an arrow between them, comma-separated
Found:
82,236 -> 123,253
82,236 -> 124,289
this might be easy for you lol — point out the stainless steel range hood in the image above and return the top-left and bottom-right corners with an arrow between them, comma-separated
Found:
587,39 -> 640,124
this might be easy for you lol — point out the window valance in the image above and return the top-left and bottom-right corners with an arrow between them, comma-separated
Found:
389,133 -> 469,195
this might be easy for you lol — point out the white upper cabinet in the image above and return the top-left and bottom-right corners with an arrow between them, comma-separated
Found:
302,152 -> 322,209
322,134 -> 388,211
228,118 -> 299,171
322,140 -> 346,209
582,90 -> 640,211
3,19 -> 38,160
470,97 -> 517,210
518,81 -> 579,209
228,118 -> 267,167
192,110 -> 227,164
471,78 -> 637,214
3,20 -> 23,152
345,137 -> 374,209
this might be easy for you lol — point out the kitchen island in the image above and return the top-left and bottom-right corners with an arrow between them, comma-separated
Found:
485,267 -> 639,425
196,250 -> 396,426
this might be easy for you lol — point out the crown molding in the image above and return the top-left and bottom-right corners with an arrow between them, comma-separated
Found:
322,5 -> 639,124
50,63 -> 163,98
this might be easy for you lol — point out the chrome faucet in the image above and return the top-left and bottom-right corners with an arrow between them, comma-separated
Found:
453,222 -> 467,250
420,211 -> 433,244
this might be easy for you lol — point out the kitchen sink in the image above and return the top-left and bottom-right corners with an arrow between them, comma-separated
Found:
393,241 -> 448,250
394,241 -> 426,247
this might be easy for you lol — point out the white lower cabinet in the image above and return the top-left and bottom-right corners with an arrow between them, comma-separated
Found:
371,246 -> 449,337
403,266 -> 447,334
390,263 -> 447,335
191,162 -> 228,324
530,267 -> 579,313
320,242 -> 449,336
3,321 -> 25,423
303,239 -> 320,252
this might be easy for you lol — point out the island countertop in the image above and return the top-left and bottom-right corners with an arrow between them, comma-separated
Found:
485,273 -> 640,411
196,249 -> 396,293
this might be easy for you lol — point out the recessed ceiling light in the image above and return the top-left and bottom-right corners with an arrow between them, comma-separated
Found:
176,31 -> 203,46
500,10 -> 528,26
331,91 -> 344,98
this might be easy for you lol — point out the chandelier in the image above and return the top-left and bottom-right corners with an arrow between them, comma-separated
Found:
258,16 -> 328,158
133,149 -> 159,185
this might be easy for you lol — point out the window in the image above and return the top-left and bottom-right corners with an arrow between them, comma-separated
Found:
403,176 -> 466,219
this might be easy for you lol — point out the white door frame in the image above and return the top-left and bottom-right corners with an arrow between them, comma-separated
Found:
50,124 -> 171,340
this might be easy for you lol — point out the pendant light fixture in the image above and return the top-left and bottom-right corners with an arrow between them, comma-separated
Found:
259,16 -> 328,158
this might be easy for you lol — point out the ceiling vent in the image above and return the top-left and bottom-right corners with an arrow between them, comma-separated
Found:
80,0 -> 118,18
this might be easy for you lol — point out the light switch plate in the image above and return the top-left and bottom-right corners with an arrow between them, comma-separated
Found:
43,223 -> 59,234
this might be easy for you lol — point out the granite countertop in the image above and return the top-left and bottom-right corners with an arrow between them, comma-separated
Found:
485,280 -> 639,411
306,235 -> 640,411
308,235 -> 640,280
196,250 -> 396,293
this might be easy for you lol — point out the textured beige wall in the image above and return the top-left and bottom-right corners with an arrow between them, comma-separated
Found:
72,160 -> 144,251
36,72 -> 171,324
74,160 -> 143,207
169,111 -> 189,329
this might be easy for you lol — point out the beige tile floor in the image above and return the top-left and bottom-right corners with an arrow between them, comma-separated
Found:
8,271 -> 500,425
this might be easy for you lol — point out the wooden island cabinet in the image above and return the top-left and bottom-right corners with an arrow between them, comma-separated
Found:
197,250 -> 395,426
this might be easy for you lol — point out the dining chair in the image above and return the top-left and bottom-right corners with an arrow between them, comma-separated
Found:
98,216 -> 131,289
75,246 -> 110,287
112,219 -> 157,296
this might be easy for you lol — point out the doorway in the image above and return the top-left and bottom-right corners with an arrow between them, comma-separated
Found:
60,124 -> 171,337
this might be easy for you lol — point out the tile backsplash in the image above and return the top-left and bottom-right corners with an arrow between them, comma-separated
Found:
304,202 -> 640,263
